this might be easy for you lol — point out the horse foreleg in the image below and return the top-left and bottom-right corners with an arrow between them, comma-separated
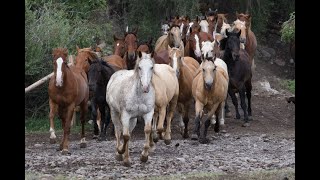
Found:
90,99 -> 99,139
245,80 -> 253,121
177,103 -> 185,136
228,89 -> 240,119
152,110 -> 159,143
97,103 -> 107,141
239,88 -> 250,127
182,102 -> 191,139
224,94 -> 232,118
79,100 -> 88,148
191,100 -> 204,140
111,110 -> 123,161
157,107 -> 166,140
141,111 -> 153,162
218,101 -> 227,133
199,103 -> 219,144
49,99 -> 57,144
61,104 -> 74,155
119,112 -> 131,167
164,96 -> 178,145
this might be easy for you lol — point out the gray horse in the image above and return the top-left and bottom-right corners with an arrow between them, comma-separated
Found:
106,52 -> 155,167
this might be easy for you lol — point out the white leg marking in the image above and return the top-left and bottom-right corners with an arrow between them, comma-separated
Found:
49,127 -> 56,139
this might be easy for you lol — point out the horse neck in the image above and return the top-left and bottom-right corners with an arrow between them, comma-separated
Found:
132,70 -> 147,96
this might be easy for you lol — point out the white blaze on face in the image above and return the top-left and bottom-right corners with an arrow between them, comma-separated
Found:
201,41 -> 214,58
180,23 -> 184,34
56,57 -> 63,87
186,22 -> 194,36
172,52 -> 178,72
199,20 -> 209,33
117,43 -> 120,46
194,34 -> 201,57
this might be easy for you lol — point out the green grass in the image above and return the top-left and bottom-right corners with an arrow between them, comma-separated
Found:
25,113 -> 91,133
280,79 -> 295,94
25,168 -> 295,180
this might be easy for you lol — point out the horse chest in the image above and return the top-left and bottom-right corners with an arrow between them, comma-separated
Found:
125,91 -> 155,115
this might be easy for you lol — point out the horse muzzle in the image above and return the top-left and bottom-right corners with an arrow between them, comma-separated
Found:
142,84 -> 150,93
205,82 -> 213,90
240,37 -> 246,44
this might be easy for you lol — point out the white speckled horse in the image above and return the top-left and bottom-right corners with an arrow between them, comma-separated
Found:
106,52 -> 155,167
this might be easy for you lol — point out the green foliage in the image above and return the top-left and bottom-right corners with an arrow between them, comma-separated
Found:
280,12 -> 295,43
281,79 -> 295,94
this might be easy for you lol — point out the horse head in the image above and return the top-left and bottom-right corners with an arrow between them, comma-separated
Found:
113,34 -> 125,57
75,46 -> 98,73
135,51 -> 155,93
225,30 -> 242,61
124,29 -> 138,63
233,19 -> 247,44
168,25 -> 182,48
201,57 -> 217,91
52,48 -> 69,87
168,45 -> 182,77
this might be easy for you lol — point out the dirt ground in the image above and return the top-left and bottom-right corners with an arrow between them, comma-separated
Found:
25,43 -> 295,179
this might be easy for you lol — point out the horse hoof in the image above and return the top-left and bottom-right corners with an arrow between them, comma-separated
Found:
80,142 -> 87,148
191,134 -> 198,140
199,138 -> 209,144
152,133 -> 159,143
225,112 -> 232,118
61,149 -> 71,155
123,161 -> 131,167
98,136 -> 107,141
92,135 -> 99,139
182,133 -> 189,139
164,139 -> 171,145
220,125 -> 227,133
49,138 -> 56,144
235,114 -> 241,119
242,122 -> 250,127
248,116 -> 253,121
115,154 -> 123,161
140,155 -> 148,162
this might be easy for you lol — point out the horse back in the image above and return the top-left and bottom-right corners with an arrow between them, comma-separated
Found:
154,50 -> 169,64
103,55 -> 127,70
154,35 -> 168,53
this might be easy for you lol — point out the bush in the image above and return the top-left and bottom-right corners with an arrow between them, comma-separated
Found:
280,11 -> 295,43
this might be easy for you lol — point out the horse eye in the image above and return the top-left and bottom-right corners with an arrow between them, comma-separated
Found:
151,67 -> 153,70
202,69 -> 205,72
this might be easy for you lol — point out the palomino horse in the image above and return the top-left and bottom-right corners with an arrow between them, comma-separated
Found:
88,59 -> 116,141
123,28 -> 138,70
48,48 -> 89,154
191,56 -> 229,144
113,34 -> 125,57
154,25 -> 184,57
167,46 -> 200,138
222,30 -> 253,127
234,12 -> 257,71
106,52 -> 156,167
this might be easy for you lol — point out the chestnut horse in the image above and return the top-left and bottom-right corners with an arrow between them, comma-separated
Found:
123,28 -> 138,70
113,34 -> 125,57
48,48 -> 89,154
137,38 -> 153,53
167,46 -> 200,138
234,12 -> 257,71
185,31 -> 214,63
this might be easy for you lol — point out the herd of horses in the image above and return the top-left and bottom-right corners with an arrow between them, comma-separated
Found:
47,10 -> 257,166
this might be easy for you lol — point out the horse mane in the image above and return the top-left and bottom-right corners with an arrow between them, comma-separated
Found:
78,48 -> 98,61
52,48 -> 68,61
169,24 -> 180,30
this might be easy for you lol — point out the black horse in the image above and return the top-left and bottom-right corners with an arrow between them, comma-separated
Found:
221,30 -> 253,127
88,59 -> 116,140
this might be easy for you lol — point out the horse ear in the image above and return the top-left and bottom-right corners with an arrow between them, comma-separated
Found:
133,27 -> 138,35
224,13 -> 228,18
76,45 -> 80,52
237,30 -> 241,38
225,29 -> 230,37
148,37 -> 153,45
113,34 -> 118,41
247,14 -> 252,21
150,51 -> 154,58
196,16 -> 199,23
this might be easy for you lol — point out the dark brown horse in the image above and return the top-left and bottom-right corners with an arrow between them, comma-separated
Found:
48,48 -> 89,154
137,38 -> 153,53
88,59 -> 116,141
222,30 -> 253,127
123,28 -> 138,70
